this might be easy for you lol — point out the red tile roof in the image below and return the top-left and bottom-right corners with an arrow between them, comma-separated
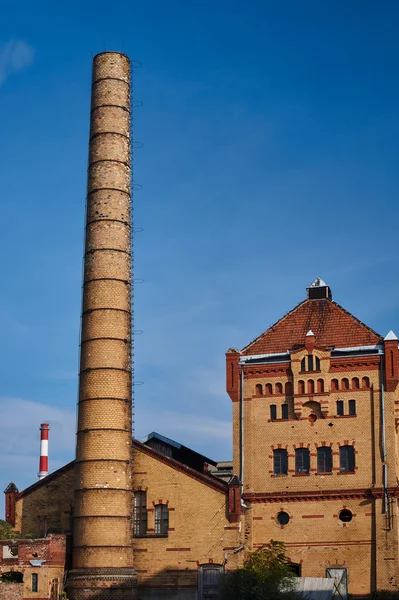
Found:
241,298 -> 382,355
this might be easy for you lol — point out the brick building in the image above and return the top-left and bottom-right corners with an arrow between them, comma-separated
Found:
0,533 -> 66,600
227,277 -> 399,597
4,277 -> 399,598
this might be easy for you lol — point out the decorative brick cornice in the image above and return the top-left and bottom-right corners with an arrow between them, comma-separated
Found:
243,487 -> 398,503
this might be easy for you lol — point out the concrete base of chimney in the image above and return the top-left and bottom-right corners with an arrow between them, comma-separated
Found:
67,567 -> 137,599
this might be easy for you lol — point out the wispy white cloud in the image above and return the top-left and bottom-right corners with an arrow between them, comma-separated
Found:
0,40 -> 35,86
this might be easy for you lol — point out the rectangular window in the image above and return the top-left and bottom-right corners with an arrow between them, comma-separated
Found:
340,446 -> 355,472
337,400 -> 344,416
295,448 -> 310,474
273,449 -> 288,475
308,355 -> 314,371
281,404 -> 289,420
270,405 -> 277,421
134,491 -> 147,536
348,400 -> 356,415
317,447 -> 332,473
155,504 -> 169,535
32,573 -> 38,593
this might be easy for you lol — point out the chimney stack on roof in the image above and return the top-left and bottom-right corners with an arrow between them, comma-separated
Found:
38,423 -> 49,480
307,277 -> 332,300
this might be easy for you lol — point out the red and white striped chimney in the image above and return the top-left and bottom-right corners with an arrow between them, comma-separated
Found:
38,423 -> 49,480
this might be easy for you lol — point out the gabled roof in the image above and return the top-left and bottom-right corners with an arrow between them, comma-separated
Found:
241,298 -> 382,355
132,440 -> 227,493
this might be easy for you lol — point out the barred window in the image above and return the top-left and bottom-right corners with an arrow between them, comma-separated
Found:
295,448 -> 310,474
340,445 -> 355,472
273,449 -> 288,475
317,447 -> 332,473
134,491 -> 147,536
155,504 -> 169,535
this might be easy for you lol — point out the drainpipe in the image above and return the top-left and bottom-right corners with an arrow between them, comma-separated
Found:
239,365 -> 244,496
380,353 -> 388,517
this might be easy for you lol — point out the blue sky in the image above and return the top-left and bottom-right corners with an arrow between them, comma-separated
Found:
1,1 -> 399,508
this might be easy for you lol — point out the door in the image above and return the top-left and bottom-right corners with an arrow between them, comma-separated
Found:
326,567 -> 348,600
198,564 -> 224,600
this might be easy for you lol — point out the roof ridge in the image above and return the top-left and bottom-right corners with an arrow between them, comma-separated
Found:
330,300 -> 382,341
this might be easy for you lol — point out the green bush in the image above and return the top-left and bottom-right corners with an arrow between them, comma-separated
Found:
222,541 -> 297,600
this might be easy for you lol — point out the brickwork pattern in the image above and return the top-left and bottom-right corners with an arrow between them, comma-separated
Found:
232,323 -> 399,595
68,51 -> 136,599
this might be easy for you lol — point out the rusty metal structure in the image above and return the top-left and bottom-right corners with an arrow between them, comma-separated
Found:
67,51 -> 136,600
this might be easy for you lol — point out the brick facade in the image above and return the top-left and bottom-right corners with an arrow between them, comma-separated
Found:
0,535 -> 66,600
228,280 -> 399,596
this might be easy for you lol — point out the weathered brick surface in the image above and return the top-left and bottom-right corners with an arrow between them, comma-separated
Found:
0,583 -> 23,600
68,50 -> 136,599
0,535 -> 66,599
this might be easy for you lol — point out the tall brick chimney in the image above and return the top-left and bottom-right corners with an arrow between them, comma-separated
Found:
67,52 -> 136,600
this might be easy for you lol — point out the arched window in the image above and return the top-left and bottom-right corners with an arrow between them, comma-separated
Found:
281,404 -> 289,420
317,447 -> 332,473
352,377 -> 359,389
339,445 -> 355,472
301,358 -> 306,372
134,491 -> 147,536
349,399 -> 356,415
307,379 -> 315,394
298,380 -> 305,394
275,382 -> 283,394
273,449 -> 288,475
331,379 -> 339,391
285,381 -> 293,395
270,405 -> 277,421
265,383 -> 273,396
155,504 -> 169,535
295,448 -> 310,474
362,376 -> 370,389
315,356 -> 320,371
336,400 -> 344,416
255,384 -> 263,396
342,378 -> 349,390
317,379 -> 324,393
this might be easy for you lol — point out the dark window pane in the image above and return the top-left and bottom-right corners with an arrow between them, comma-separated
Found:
308,355 -> 314,371
155,504 -> 169,535
301,358 -> 306,371
134,491 -> 147,536
349,400 -> 356,415
281,404 -> 289,420
270,405 -> 277,420
273,449 -> 288,475
317,447 -> 332,473
315,357 -> 320,370
340,446 -> 355,472
337,400 -> 344,416
32,574 -> 38,593
276,511 -> 290,525
295,448 -> 310,474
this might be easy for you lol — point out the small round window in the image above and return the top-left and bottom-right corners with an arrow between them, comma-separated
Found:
339,509 -> 352,523
276,511 -> 290,526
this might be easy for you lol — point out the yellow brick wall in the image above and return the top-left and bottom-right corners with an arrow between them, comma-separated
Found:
240,345 -> 399,595
131,445 -> 243,589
